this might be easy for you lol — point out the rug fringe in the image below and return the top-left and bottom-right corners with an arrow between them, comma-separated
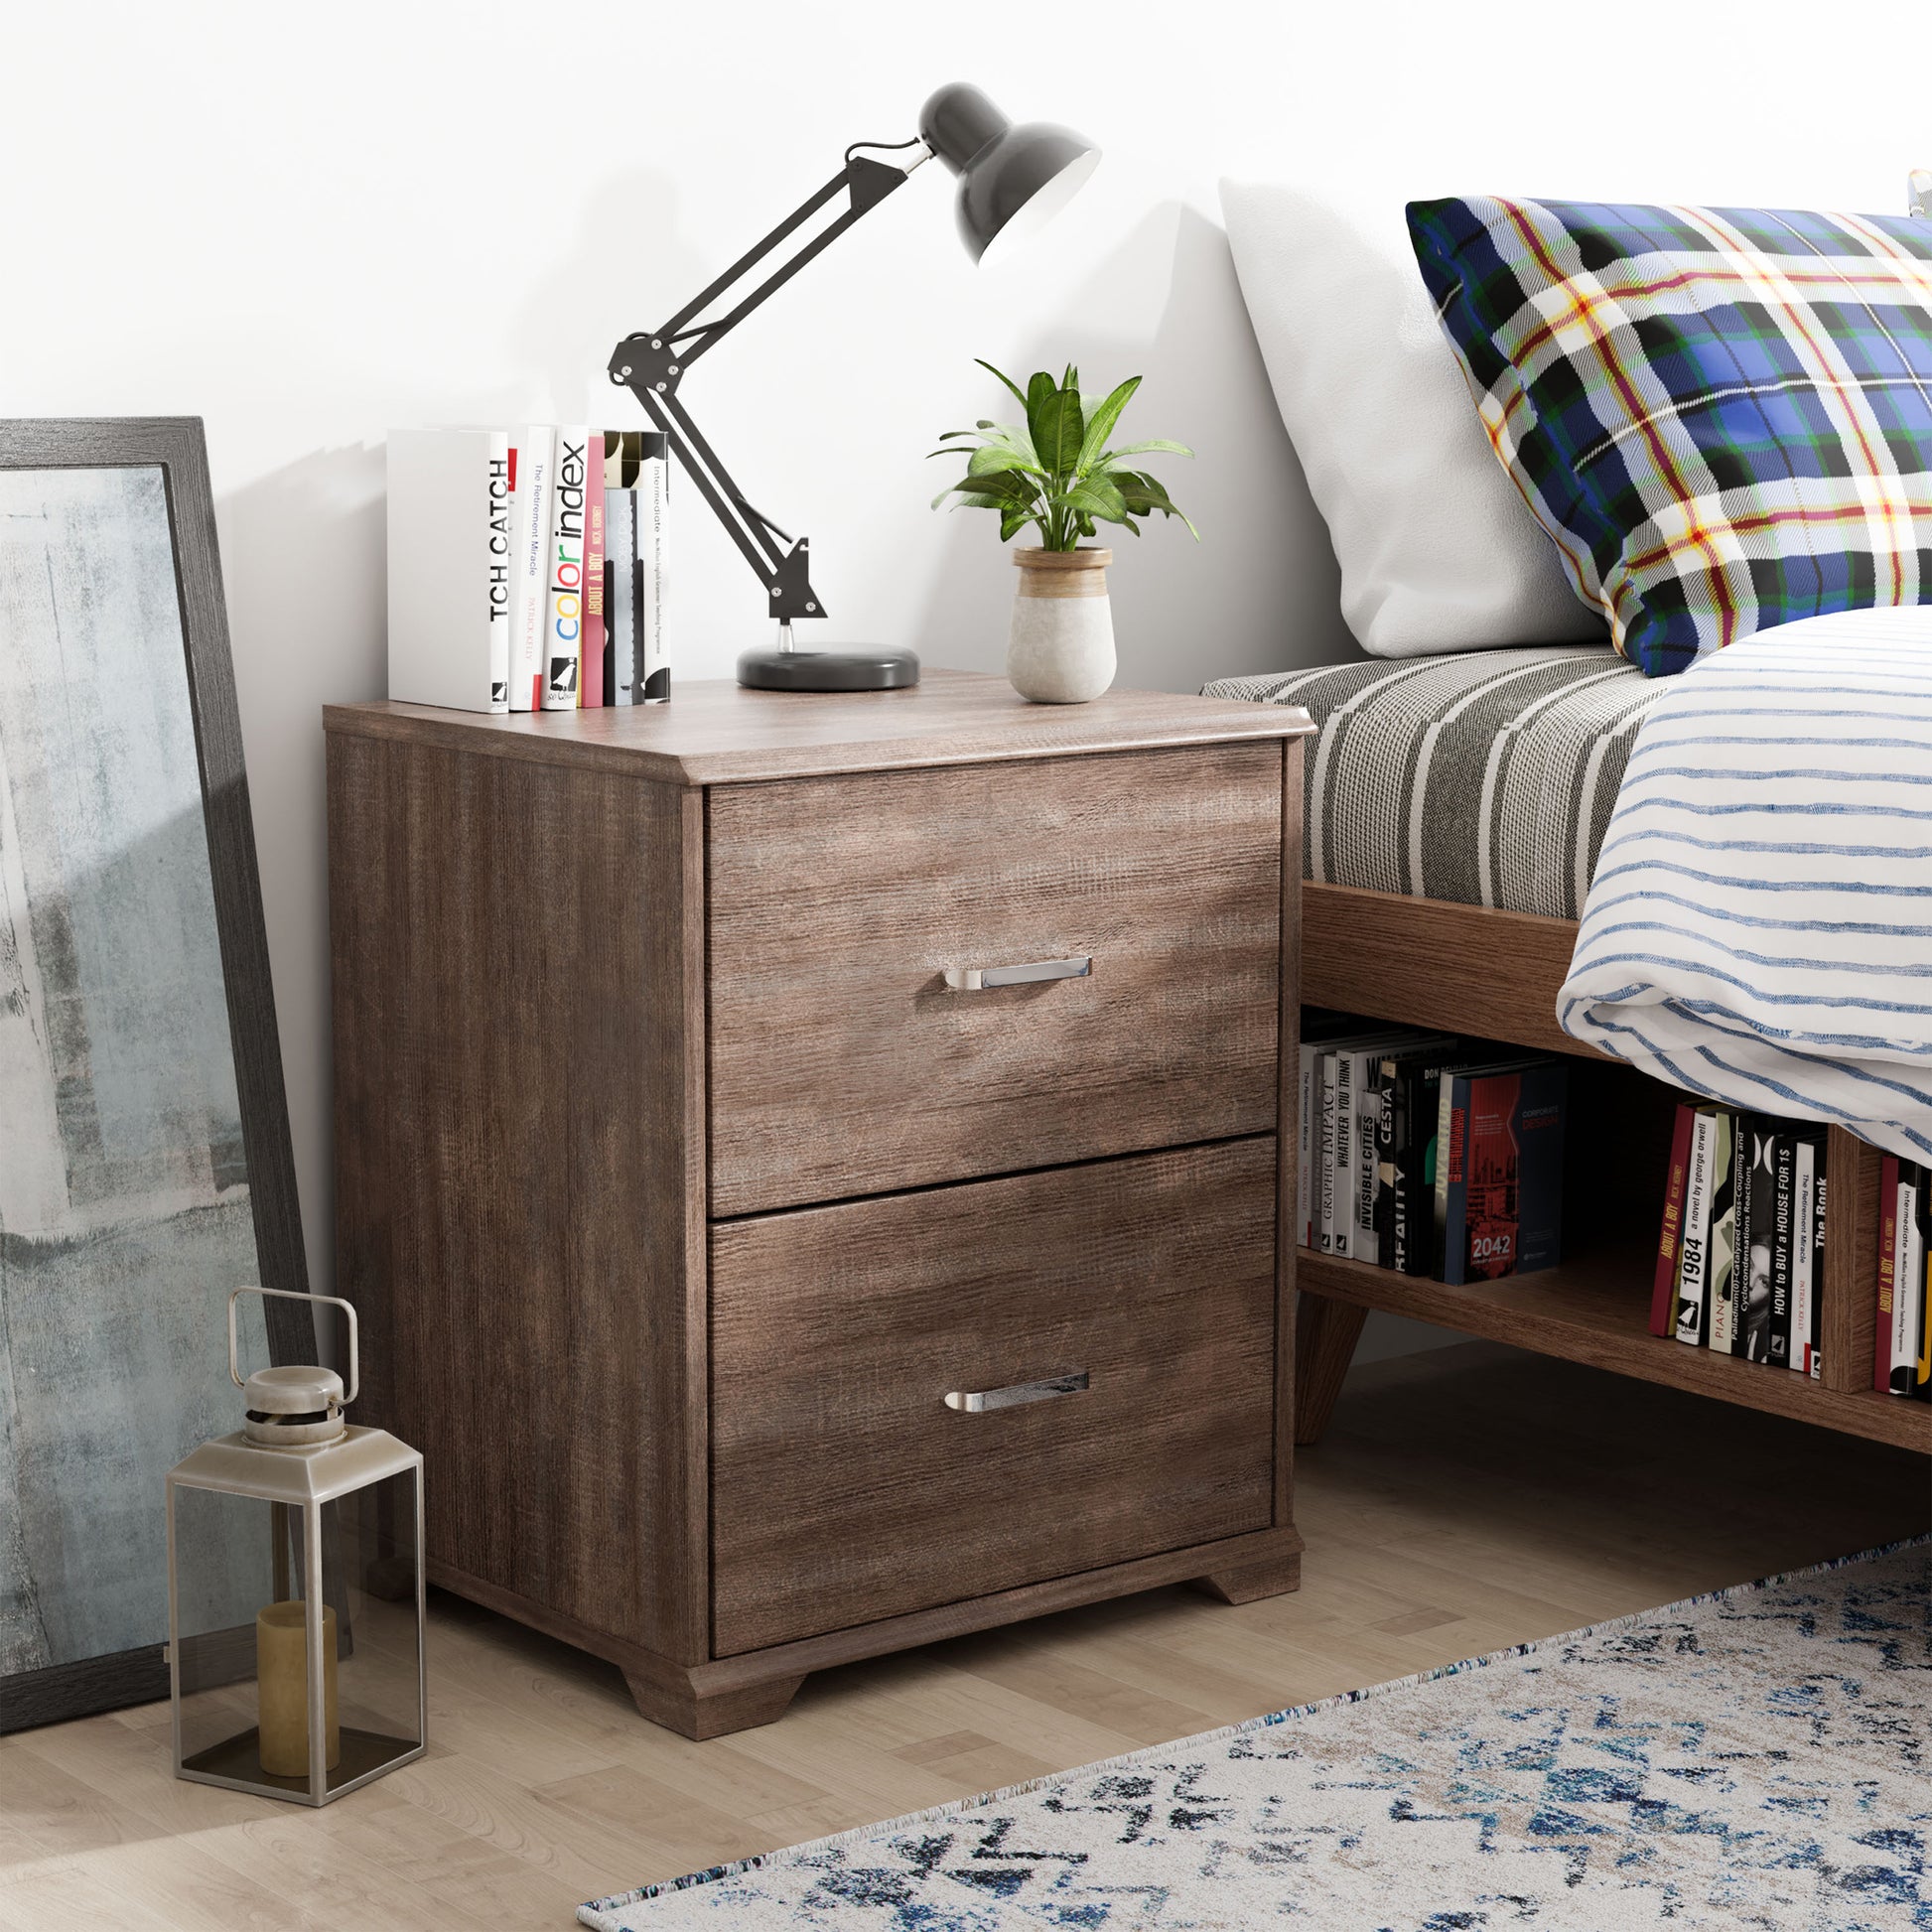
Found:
578,1531 -> 1931,1927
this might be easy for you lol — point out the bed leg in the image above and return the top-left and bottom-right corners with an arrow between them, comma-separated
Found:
1296,1293 -> 1367,1446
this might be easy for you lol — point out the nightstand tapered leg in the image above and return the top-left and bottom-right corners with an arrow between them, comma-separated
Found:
1295,1293 -> 1367,1446
1191,1549 -> 1303,1605
622,1664 -> 808,1741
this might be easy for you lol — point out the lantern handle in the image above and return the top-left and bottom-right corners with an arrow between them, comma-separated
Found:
228,1287 -> 359,1406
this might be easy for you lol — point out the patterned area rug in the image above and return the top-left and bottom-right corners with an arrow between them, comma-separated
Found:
581,1540 -> 1932,1930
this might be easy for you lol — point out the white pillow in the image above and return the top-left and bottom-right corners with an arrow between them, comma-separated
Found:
1221,181 -> 1605,657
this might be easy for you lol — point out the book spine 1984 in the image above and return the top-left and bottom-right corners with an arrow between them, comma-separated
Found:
1677,1110 -> 1717,1347
542,425 -> 591,710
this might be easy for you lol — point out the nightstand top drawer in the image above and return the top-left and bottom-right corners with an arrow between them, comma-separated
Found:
708,740 -> 1285,1216
323,667 -> 1312,788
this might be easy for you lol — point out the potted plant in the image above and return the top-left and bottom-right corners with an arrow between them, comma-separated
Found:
930,362 -> 1196,703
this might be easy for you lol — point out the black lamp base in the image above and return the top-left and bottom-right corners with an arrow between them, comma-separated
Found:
736,643 -> 920,692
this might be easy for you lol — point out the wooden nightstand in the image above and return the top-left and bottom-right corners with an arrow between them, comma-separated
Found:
325,670 -> 1313,1738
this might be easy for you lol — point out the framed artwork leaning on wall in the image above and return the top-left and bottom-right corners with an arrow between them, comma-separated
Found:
0,418 -> 313,1732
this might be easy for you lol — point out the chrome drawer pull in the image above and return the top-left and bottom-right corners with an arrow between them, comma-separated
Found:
943,955 -> 1091,992
945,1370 -> 1089,1414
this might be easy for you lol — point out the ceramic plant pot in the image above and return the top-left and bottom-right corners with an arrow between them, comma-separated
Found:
1007,546 -> 1115,703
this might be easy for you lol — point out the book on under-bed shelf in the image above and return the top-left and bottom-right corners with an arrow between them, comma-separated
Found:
1658,1103 -> 1824,1377
1297,1013 -> 1567,1287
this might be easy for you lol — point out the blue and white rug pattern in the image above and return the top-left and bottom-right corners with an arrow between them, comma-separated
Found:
582,1540 -> 1932,1930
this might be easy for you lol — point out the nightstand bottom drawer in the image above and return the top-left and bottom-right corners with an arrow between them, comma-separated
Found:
709,1138 -> 1279,1657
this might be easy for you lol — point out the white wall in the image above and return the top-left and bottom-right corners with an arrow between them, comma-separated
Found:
4,0 -> 1921,1306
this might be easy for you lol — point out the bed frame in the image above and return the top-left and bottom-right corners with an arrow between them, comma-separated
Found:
1294,882 -> 1916,1451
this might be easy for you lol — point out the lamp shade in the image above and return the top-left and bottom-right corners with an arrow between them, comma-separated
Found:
918,83 -> 1100,264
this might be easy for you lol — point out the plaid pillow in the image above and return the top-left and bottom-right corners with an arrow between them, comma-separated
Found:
1408,197 -> 1932,676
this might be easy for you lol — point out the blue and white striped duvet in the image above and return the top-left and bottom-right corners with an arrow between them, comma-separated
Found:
1560,606 -> 1932,1163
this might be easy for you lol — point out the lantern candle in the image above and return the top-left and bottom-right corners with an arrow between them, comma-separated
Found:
256,1599 -> 341,1777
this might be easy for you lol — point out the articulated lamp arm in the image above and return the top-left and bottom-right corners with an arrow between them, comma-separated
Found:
606,148 -> 922,631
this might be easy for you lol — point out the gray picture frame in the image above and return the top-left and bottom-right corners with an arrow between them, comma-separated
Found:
0,418 -> 313,1733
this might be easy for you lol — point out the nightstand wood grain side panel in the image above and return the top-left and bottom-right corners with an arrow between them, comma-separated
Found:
327,730 -> 708,1663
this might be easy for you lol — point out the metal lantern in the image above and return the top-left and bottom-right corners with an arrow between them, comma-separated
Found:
166,1287 -> 425,1805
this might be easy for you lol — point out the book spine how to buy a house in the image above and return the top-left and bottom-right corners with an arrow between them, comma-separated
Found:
1767,1130 -> 1795,1369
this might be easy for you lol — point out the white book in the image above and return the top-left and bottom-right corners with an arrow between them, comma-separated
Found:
638,432 -> 670,703
1892,1173 -> 1920,1395
385,428 -> 512,713
607,487 -> 637,708
508,426 -> 555,712
1791,1139 -> 1816,1376
1676,1111 -> 1718,1346
542,426 -> 592,709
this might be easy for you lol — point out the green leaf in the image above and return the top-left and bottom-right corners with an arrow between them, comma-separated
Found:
974,359 -> 1031,409
967,444 -> 1043,480
1061,476 -> 1128,522
1100,438 -> 1193,461
1029,383 -> 1085,481
999,505 -> 1038,542
1075,376 -> 1142,474
1114,470 -> 1198,537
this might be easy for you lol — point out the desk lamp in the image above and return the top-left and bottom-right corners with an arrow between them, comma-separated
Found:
608,83 -> 1099,691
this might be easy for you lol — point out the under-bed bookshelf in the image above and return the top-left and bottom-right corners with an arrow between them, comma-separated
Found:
1296,882 -> 1903,1452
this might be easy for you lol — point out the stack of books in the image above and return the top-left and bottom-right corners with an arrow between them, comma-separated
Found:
386,425 -> 669,715
1650,1105 -> 1825,1375
1299,1018 -> 1568,1285
1876,1155 -> 1932,1399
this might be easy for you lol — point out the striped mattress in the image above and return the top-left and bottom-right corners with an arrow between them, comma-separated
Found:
1203,648 -> 1663,918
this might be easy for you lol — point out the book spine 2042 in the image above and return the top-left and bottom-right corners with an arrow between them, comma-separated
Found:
542,426 -> 591,710
581,432 -> 606,707
1652,1103 -> 1696,1336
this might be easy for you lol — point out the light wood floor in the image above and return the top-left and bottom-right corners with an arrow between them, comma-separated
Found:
5,1339 -> 1926,1930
